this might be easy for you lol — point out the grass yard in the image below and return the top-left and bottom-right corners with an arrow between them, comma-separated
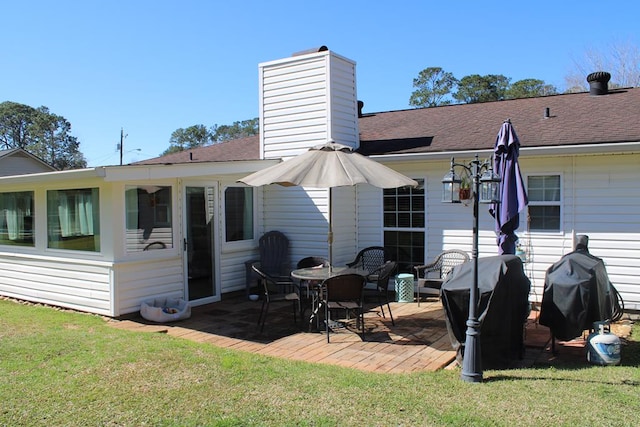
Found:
1,298 -> 639,426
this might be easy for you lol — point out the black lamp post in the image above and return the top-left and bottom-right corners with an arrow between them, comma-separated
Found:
442,154 -> 500,383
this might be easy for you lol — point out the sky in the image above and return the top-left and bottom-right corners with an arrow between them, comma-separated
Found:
3,1 -> 639,166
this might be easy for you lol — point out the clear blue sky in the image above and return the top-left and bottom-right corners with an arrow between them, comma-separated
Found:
3,1 -> 639,166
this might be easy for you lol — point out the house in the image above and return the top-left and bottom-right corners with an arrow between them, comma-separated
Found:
0,48 -> 639,316
0,148 -> 56,176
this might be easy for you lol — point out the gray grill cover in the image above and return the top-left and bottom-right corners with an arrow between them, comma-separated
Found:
539,247 -> 613,341
441,255 -> 531,368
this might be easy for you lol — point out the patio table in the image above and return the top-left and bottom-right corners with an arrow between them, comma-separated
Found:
291,266 -> 368,330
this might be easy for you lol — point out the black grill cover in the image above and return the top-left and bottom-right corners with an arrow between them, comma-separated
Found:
441,255 -> 531,368
539,247 -> 613,341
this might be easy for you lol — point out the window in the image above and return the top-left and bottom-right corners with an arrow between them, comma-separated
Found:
125,186 -> 173,252
383,180 -> 425,267
527,175 -> 561,231
225,187 -> 254,242
0,191 -> 34,246
47,188 -> 100,251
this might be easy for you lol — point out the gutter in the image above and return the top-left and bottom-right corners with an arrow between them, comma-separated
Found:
370,141 -> 640,163
0,167 -> 107,184
101,159 -> 279,181
0,159 -> 280,184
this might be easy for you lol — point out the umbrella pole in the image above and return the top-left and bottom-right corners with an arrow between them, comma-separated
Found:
328,187 -> 333,272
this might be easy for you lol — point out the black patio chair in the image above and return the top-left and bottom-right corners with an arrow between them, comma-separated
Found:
252,263 -> 300,333
364,261 -> 398,326
296,256 -> 330,298
346,246 -> 391,276
321,273 -> 367,343
258,230 -> 293,283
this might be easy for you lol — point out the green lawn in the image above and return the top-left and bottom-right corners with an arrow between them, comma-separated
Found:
1,298 -> 638,426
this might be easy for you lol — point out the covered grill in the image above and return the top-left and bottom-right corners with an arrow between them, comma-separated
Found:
441,255 -> 531,368
539,235 -> 616,342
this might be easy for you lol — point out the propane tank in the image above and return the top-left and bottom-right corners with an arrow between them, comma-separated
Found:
587,322 -> 621,366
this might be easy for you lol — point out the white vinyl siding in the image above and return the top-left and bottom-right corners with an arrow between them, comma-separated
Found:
355,184 -> 384,249
0,253 -> 113,315
115,257 -> 184,315
563,155 -> 640,310
259,50 -> 358,160
330,185 -> 358,266
260,185 -> 329,267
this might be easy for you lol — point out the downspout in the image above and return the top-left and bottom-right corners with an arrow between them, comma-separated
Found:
570,156 -> 577,251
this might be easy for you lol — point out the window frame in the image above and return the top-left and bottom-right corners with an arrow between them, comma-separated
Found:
382,178 -> 425,268
526,173 -> 563,233
124,184 -> 174,253
0,190 -> 35,247
222,184 -> 255,246
46,187 -> 101,252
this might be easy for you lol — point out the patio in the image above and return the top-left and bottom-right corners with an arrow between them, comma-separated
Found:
107,294 -> 594,373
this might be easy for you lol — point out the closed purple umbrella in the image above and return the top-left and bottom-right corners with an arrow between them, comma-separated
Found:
491,120 -> 528,254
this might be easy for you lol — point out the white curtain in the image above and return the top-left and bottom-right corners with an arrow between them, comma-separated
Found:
5,195 -> 23,240
58,191 -> 94,237
76,192 -> 94,235
58,193 -> 71,237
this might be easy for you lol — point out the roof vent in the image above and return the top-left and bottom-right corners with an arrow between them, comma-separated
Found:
358,100 -> 364,118
292,46 -> 328,56
586,71 -> 611,96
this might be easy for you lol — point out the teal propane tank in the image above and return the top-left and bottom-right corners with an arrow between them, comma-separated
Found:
586,321 -> 621,366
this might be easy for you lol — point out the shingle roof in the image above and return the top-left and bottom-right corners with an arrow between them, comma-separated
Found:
136,135 -> 259,165
136,87 -> 640,165
358,87 -> 640,155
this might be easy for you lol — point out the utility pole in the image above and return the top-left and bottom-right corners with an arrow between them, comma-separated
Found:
119,128 -> 124,166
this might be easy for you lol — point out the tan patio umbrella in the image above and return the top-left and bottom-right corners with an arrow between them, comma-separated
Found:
239,140 -> 418,266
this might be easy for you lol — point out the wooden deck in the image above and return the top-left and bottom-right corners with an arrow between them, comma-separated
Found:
107,295 -> 597,373
108,295 -> 459,373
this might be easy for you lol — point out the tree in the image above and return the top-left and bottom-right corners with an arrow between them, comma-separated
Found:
29,107 -> 85,170
453,74 -> 511,104
565,39 -> 640,92
506,79 -> 557,99
409,67 -> 458,107
162,124 -> 212,155
211,118 -> 259,142
409,68 -> 558,107
0,101 -> 86,169
0,102 -> 37,149
162,118 -> 259,156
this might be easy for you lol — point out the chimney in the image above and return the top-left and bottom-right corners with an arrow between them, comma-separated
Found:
358,100 -> 364,118
292,46 -> 328,57
258,48 -> 359,159
586,71 -> 611,96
